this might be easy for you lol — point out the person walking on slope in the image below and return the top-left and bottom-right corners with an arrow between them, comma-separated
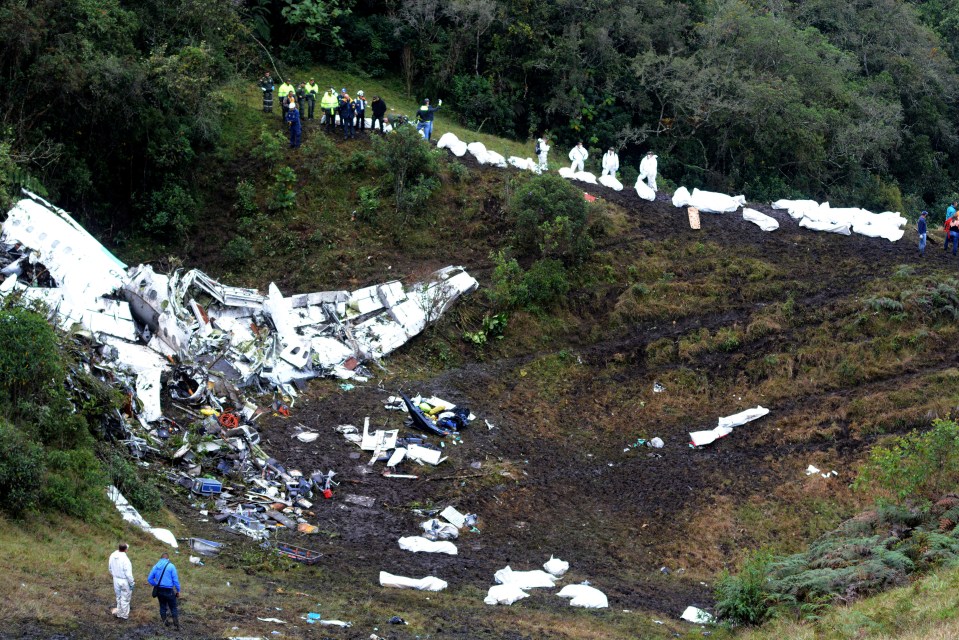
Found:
339,94 -> 356,139
945,201 -> 958,251
277,80 -> 294,117
639,150 -> 658,191
147,552 -> 181,630
108,542 -> 135,621
536,137 -> 550,171
259,71 -> 274,113
948,214 -> 959,256
320,87 -> 338,132
918,211 -> 928,256
569,142 -> 588,172
354,91 -> 367,131
601,147 -> 619,177
286,99 -> 302,149
304,78 -> 319,119
416,98 -> 442,141
371,96 -> 387,133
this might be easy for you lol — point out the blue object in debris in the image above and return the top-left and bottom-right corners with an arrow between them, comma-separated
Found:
191,478 -> 223,495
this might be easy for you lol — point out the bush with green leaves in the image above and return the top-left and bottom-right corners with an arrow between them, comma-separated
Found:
224,236 -> 255,264
855,419 -> 959,504
236,179 -> 258,215
41,448 -> 106,521
487,250 -> 571,313
356,185 -> 381,222
100,446 -> 163,514
509,173 -> 592,265
0,420 -> 45,517
270,166 -> 297,210
715,550 -> 774,625
371,125 -> 440,217
255,125 -> 288,166
142,180 -> 197,239
0,307 -> 65,408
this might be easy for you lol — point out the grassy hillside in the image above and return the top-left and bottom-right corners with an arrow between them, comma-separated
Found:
10,66 -> 959,639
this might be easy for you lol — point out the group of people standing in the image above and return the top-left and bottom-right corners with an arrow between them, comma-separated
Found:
258,71 -> 389,148
108,543 -> 182,629
536,137 -> 659,190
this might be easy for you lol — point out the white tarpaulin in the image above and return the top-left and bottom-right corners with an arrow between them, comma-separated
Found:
107,486 -> 178,548
379,571 -> 448,591
543,556 -> 569,577
742,208 -> 779,232
485,150 -> 508,168
436,132 -> 467,157
509,156 -> 538,172
557,584 -> 608,609
689,425 -> 733,447
798,215 -> 851,236
772,199 -> 820,221
672,186 -> 692,207
689,188 -> 746,213
775,199 -> 906,242
493,565 -> 557,589
573,171 -> 598,185
598,175 -> 623,191
484,584 -> 529,606
681,606 -> 715,624
717,406 -> 769,429
635,177 -> 656,201
398,536 -> 457,555
467,142 -> 489,165
558,167 -> 575,179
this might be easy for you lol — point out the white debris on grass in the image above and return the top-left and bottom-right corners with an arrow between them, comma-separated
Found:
557,583 -> 609,609
379,571 -> 448,591
717,406 -> 770,429
673,187 -> 746,213
484,583 -> 530,606
743,208 -> 779,232
598,175 -> 623,191
543,556 -> 569,577
397,536 -> 458,555
107,485 -> 178,548
493,565 -> 557,589
680,606 -> 715,624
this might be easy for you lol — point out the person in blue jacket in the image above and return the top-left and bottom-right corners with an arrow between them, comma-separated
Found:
286,100 -> 302,149
918,211 -> 927,256
147,553 -> 181,629
340,96 -> 356,139
945,201 -> 957,250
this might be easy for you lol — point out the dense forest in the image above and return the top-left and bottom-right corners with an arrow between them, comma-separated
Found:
2,0 -> 959,232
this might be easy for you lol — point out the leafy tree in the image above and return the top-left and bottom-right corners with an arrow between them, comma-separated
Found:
509,173 -> 592,264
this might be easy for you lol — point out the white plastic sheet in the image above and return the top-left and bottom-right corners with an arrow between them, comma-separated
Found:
508,156 -> 537,172
742,208 -> 779,232
397,536 -> 457,555
485,150 -> 508,168
635,177 -> 656,201
598,175 -> 623,191
798,215 -> 851,235
467,142 -> 489,165
689,426 -> 733,447
681,606 -> 715,624
493,565 -> 557,589
672,186 -> 691,207
557,583 -> 608,609
572,171 -> 598,185
379,571 -> 448,591
717,406 -> 769,429
484,584 -> 529,605
771,199 -> 819,221
688,188 -> 746,214
558,167 -> 575,179
543,556 -> 569,577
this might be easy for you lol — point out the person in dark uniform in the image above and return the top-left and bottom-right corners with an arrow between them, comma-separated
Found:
259,72 -> 274,113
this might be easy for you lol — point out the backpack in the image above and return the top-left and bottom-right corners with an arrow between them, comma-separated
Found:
535,140 -> 542,155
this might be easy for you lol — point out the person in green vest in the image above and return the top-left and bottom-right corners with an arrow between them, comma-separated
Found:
277,80 -> 294,118
304,78 -> 319,120
320,87 -> 338,132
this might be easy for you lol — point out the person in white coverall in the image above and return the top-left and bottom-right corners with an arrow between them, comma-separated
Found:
639,150 -> 658,191
601,148 -> 619,177
537,138 -> 550,171
108,542 -> 135,620
569,142 -> 588,172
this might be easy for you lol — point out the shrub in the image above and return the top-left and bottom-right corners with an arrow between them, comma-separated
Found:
356,185 -> 381,222
236,179 -> 258,215
0,307 -> 65,408
522,258 -> 571,311
0,421 -> 44,516
448,160 -> 472,184
42,448 -> 106,521
486,250 -> 525,310
224,236 -> 255,264
100,447 -> 163,514
509,173 -> 592,264
270,166 -> 297,210
372,125 -> 440,217
255,125 -> 287,166
855,419 -> 959,504
715,550 -> 774,625
143,180 -> 197,239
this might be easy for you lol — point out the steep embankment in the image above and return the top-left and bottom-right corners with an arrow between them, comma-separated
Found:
7,67 -> 959,640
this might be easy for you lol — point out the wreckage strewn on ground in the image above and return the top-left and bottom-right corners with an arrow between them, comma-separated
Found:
1,192 -> 478,426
